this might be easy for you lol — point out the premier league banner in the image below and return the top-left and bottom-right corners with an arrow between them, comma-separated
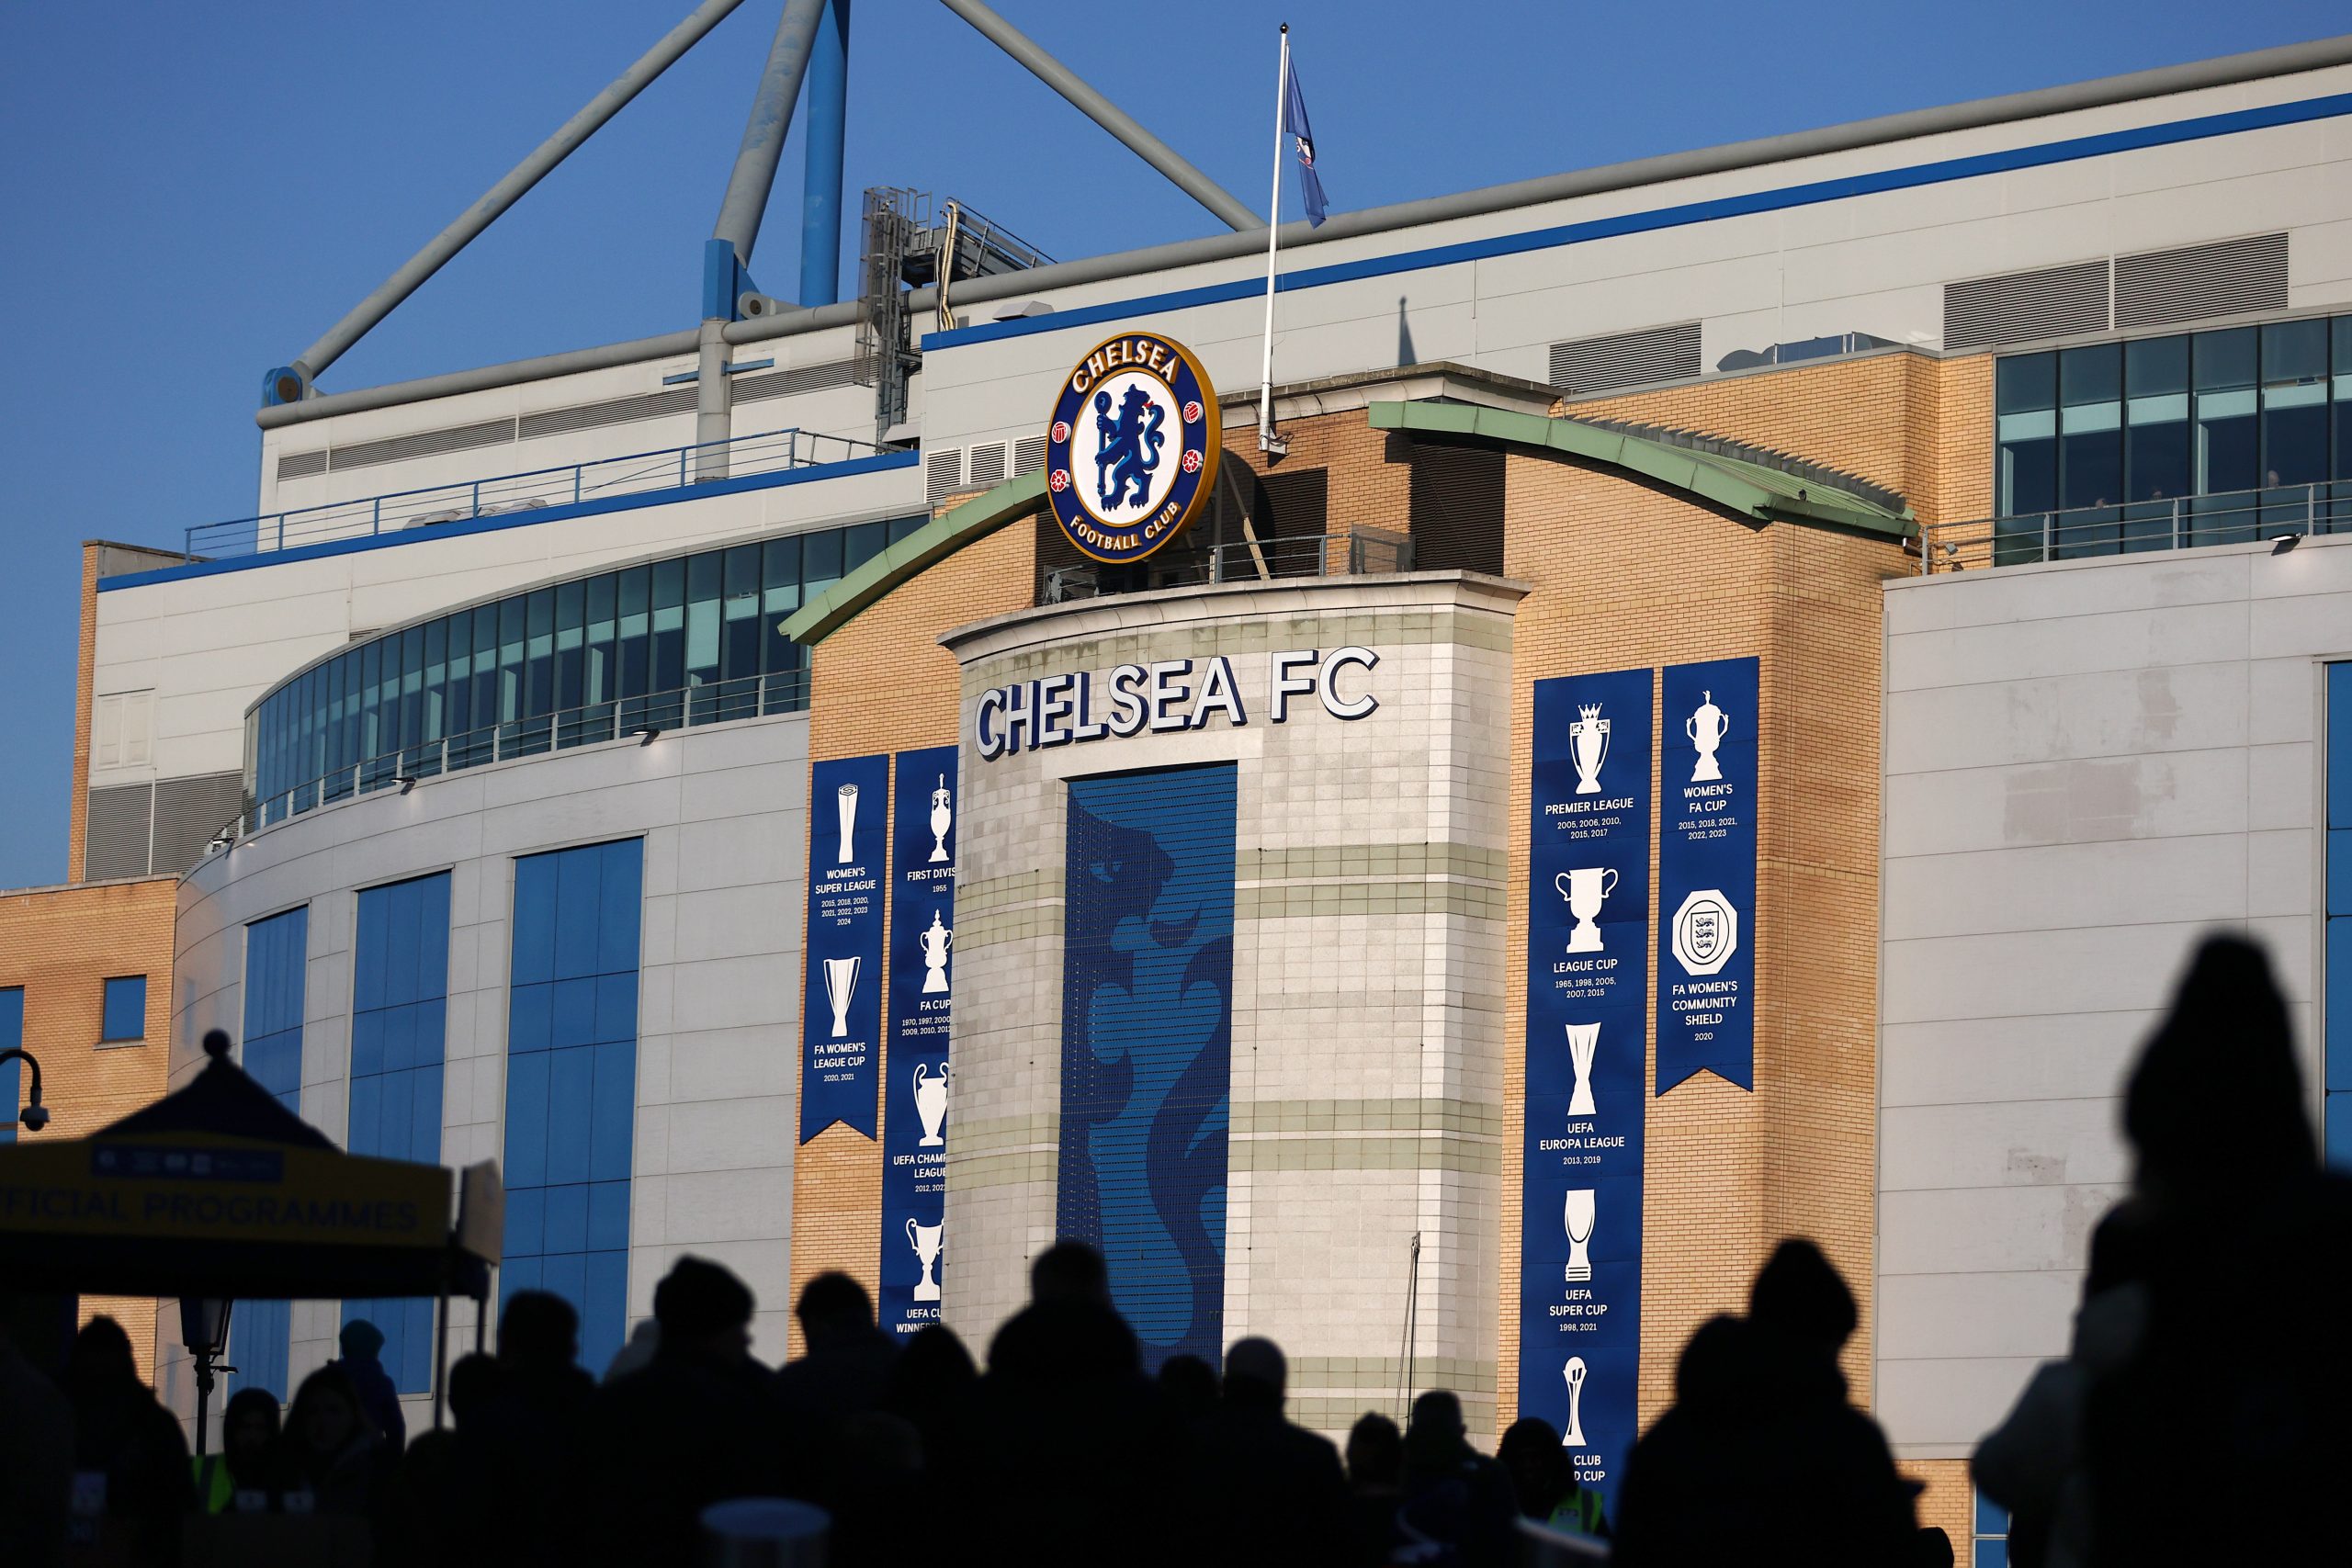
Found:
1520,667 -> 1650,1509
800,753 -> 890,1142
879,747 -> 957,1336
1656,658 -> 1758,1094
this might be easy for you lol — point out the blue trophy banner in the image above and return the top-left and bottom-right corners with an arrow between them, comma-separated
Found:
800,753 -> 890,1141
1520,667 -> 1650,1508
1656,658 -> 1758,1094
880,747 -> 957,1336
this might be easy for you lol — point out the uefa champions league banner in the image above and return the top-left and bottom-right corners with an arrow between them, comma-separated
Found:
880,747 -> 957,1336
1656,658 -> 1758,1093
800,753 -> 890,1142
1520,667 -> 1650,1509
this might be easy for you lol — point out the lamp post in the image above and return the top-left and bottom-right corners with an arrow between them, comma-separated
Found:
1,1045 -> 50,1133
179,1298 -> 235,1460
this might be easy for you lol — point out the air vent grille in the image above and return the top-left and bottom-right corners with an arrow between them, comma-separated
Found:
1548,322 -> 1702,398
85,783 -> 152,882
1943,259 -> 2110,350
1012,434 -> 1048,478
967,442 -> 1007,488
516,388 -> 696,441
926,448 -> 965,508
731,359 -> 857,401
152,772 -> 247,875
2114,232 -> 2288,330
276,449 -> 328,481
329,419 -> 516,473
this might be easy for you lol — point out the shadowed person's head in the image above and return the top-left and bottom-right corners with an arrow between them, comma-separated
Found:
2127,933 -> 2314,1201
653,1256 -> 756,1361
795,1271 -> 875,1350
1748,1238 -> 1857,1359
1222,1337 -> 1286,1415
498,1291 -> 580,1374
1029,1240 -> 1112,1307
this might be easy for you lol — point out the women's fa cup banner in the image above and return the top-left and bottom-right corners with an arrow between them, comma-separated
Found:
1655,658 -> 1758,1093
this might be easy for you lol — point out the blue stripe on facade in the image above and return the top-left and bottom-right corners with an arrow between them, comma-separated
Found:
503,839 -> 642,1376
0,987 -> 22,1145
232,906 -> 309,1403
345,874 -> 451,1394
923,91 -> 2352,354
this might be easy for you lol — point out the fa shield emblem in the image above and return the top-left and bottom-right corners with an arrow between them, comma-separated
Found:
1044,331 -> 1220,564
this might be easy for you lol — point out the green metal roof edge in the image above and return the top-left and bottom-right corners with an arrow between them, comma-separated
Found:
1366,400 -> 1916,539
782,469 -> 1048,645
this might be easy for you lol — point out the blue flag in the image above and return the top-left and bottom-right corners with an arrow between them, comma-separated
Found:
1283,56 -> 1328,226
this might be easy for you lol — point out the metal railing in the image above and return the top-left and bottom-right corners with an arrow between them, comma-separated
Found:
1041,528 -> 1418,604
190,427 -> 886,559
1920,481 -> 2352,572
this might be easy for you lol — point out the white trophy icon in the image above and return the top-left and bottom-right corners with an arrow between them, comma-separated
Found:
1566,1023 -> 1600,1116
906,1218 -> 944,1302
1555,867 -> 1619,953
1561,1357 -> 1589,1448
1686,690 -> 1728,783
1564,1190 -> 1597,1282
912,1060 -> 949,1147
1567,703 -> 1611,795
822,955 -> 861,1039
834,782 -> 861,866
920,910 -> 954,995
928,774 -> 954,863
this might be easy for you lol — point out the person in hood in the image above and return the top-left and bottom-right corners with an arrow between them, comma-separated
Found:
326,1317 -> 406,1452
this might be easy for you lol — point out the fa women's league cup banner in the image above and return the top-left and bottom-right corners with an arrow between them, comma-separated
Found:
880,747 -> 957,1336
1656,658 -> 1758,1093
1520,667 -> 1650,1508
802,754 -> 890,1142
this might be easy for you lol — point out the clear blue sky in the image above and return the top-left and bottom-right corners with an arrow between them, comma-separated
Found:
0,2 -> 2339,887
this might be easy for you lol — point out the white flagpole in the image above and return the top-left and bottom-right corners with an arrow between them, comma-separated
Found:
1258,23 -> 1289,455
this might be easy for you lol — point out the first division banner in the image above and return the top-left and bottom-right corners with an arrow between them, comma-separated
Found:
879,747 -> 957,1337
1519,667 -> 1650,1510
1656,657 -> 1758,1093
801,754 -> 889,1141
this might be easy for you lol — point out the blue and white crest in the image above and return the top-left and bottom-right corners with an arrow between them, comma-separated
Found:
1045,331 -> 1221,565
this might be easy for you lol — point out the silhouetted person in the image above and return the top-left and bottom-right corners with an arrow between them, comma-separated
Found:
62,1315 -> 189,1566
326,1316 -> 406,1452
1344,1413 -> 1406,1567
0,1319 -> 74,1568
1184,1337 -> 1351,1567
774,1273 -> 902,1561
1029,1237 -> 1114,1305
603,1317 -> 660,1383
193,1386 -> 286,1513
285,1363 -> 391,1520
1396,1389 -> 1516,1568
884,1322 -> 977,1473
2079,935 -> 2351,1568
775,1272 -> 899,1440
1155,1352 -> 1218,1424
492,1285 -> 595,1553
1498,1416 -> 1608,1539
382,1352 -> 503,1566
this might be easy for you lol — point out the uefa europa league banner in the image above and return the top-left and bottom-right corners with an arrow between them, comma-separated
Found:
880,746 -> 957,1336
1520,667 -> 1650,1508
801,753 -> 890,1141
1656,658 -> 1758,1093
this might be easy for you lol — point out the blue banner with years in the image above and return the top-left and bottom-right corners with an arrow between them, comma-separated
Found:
800,753 -> 890,1142
879,747 -> 957,1337
1656,658 -> 1758,1094
1519,667 -> 1649,1510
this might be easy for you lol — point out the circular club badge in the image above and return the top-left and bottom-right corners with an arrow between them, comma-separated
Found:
1044,331 -> 1221,564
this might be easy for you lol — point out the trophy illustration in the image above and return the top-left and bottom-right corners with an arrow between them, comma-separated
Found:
835,782 -> 861,866
1568,704 -> 1611,795
928,774 -> 954,863
1566,1023 -> 1600,1116
822,955 -> 861,1039
1564,1189 -> 1596,1282
1686,690 -> 1728,783
1561,1357 -> 1589,1448
1555,867 -> 1619,953
907,1218 -> 944,1302
912,1061 -> 949,1147
920,910 -> 954,995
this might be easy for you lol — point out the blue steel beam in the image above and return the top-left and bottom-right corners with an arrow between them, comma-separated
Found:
800,0 -> 851,306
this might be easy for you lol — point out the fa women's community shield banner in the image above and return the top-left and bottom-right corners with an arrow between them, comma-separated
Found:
1519,668 -> 1649,1509
1044,331 -> 1221,565
880,747 -> 957,1336
801,753 -> 889,1141
1656,657 -> 1758,1093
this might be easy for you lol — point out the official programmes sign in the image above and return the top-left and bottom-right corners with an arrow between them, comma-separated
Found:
1044,331 -> 1221,565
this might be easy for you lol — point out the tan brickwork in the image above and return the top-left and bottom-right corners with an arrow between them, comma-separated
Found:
68,545 -> 99,885
1905,1458 -> 1973,1557
0,874 -> 181,1382
1218,411 -> 1408,570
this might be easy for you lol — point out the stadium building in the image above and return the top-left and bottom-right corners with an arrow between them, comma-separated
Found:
38,13 -> 2352,1550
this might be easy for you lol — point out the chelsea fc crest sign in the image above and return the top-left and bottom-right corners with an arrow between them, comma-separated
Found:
1044,330 -> 1221,565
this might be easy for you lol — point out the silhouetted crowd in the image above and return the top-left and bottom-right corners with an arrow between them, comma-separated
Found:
4,933 -> 2344,1568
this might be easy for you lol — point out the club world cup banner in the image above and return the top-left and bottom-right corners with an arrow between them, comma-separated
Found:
801,753 -> 890,1141
1519,667 -> 1650,1509
880,746 -> 957,1335
1656,658 -> 1758,1093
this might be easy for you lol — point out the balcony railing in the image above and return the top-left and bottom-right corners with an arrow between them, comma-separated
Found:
189,427 -> 886,559
1920,482 -> 2352,573
1040,527 -> 1417,604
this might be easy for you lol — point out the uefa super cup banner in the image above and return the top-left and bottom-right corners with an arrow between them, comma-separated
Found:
880,746 -> 957,1335
1656,658 -> 1758,1093
1520,667 -> 1650,1508
801,753 -> 890,1141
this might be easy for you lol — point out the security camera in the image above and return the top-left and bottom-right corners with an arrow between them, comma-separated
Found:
18,1103 -> 49,1133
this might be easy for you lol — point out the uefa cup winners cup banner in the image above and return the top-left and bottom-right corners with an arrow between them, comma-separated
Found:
881,746 -> 957,1336
1520,667 -> 1650,1508
1656,658 -> 1758,1093
802,753 -> 890,1142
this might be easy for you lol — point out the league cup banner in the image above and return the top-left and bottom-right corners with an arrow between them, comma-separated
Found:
800,753 -> 891,1142
880,746 -> 957,1336
1520,667 -> 1650,1509
1656,658 -> 1758,1094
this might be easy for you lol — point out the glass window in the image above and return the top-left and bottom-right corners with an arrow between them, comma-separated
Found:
2261,318 -> 2329,489
2333,315 -> 2352,486
584,573 -> 616,709
100,975 -> 146,1043
650,558 -> 686,698
1996,354 -> 2058,518
424,618 -> 447,746
844,520 -> 887,572
445,609 -> 472,740
2194,327 -> 2259,494
498,595 -> 525,725
802,528 -> 844,601
2055,344 -> 2122,558
526,588 -> 555,719
617,565 -> 651,704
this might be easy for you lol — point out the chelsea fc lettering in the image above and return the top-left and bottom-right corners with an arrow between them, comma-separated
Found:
975,648 -> 1377,761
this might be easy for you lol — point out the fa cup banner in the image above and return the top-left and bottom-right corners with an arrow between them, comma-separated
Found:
801,753 -> 890,1141
880,746 -> 958,1335
1656,658 -> 1758,1093
1519,667 -> 1649,1510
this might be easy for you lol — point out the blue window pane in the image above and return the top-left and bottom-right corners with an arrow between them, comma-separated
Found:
2330,919 -> 2352,1092
594,974 -> 638,1045
349,1010 -> 385,1078
552,977 -> 598,1048
597,841 -> 643,973
590,1041 -> 636,1182
582,1249 -> 629,1377
0,988 -> 18,1145
500,1256 -> 544,1310
347,1074 -> 382,1158
509,982 -> 552,1055
547,1048 -> 594,1185
379,1002 -> 416,1075
553,850 -> 604,980
2329,663 -> 2351,829
375,1066 -> 415,1162
2327,1091 -> 2352,1170
381,883 -> 422,1006
505,1186 -> 547,1257
409,1065 -> 443,1163
504,1051 -> 550,1188
414,998 -> 447,1067
539,1250 -> 587,1308
2331,829 -> 2352,917
1973,1492 -> 2008,1538
1974,1542 -> 2008,1568
418,890 -> 450,1002
229,1299 -> 290,1404
510,855 -> 560,986
100,976 -> 146,1042
588,1180 -> 630,1251
543,1183 -> 590,1255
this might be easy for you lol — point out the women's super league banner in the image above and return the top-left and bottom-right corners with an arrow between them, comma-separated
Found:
801,753 -> 890,1142
1656,658 -> 1758,1094
1520,667 -> 1649,1509
880,747 -> 957,1336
